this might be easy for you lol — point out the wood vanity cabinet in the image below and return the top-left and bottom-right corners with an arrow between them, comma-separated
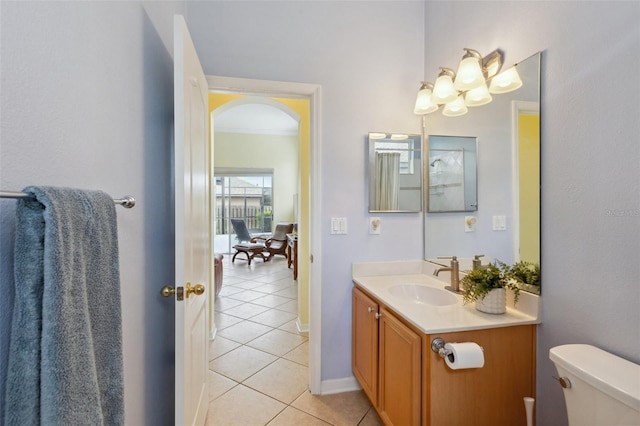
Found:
352,287 -> 421,425
425,326 -> 536,425
352,285 -> 536,426
352,287 -> 379,404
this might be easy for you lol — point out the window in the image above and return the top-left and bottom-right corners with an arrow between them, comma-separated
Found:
214,172 -> 273,253
374,139 -> 416,174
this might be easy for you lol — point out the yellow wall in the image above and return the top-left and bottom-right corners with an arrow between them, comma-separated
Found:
518,113 -> 540,263
214,132 -> 298,225
273,97 -> 310,326
209,93 -> 311,326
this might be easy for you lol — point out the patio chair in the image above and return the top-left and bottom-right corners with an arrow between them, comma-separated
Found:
230,219 -> 267,265
253,222 -> 294,261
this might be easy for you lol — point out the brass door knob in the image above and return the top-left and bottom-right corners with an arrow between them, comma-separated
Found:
186,283 -> 205,297
161,286 -> 176,297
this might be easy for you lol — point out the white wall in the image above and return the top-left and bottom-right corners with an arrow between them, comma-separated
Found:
186,1 -> 426,382
0,2 -> 185,424
423,2 -> 640,424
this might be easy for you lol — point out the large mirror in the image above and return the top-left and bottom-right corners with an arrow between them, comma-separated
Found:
368,133 -> 422,213
428,135 -> 478,213
423,52 -> 541,293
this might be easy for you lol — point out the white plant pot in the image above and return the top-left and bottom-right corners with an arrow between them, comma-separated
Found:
475,288 -> 506,314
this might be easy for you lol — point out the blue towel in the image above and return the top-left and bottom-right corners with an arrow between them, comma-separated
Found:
5,186 -> 124,425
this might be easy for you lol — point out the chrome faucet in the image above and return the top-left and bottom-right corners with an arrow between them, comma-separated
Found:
433,256 -> 461,293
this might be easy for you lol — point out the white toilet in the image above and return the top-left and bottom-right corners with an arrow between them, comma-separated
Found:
549,344 -> 640,425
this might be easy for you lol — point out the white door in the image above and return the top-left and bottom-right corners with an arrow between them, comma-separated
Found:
174,14 -> 210,426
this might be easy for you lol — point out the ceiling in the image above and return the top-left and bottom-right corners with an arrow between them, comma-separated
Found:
213,103 -> 299,136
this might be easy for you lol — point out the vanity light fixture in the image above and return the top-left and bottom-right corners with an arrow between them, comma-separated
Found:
414,47 -> 522,117
482,50 -> 504,80
489,66 -> 523,94
442,95 -> 468,117
453,49 -> 485,91
431,68 -> 458,104
369,133 -> 387,139
413,82 -> 439,115
390,134 -> 409,140
464,83 -> 493,107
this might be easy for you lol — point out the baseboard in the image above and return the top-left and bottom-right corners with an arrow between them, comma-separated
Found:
318,376 -> 361,395
296,318 -> 309,333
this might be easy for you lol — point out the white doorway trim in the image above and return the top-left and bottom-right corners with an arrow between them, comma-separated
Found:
206,75 -> 323,394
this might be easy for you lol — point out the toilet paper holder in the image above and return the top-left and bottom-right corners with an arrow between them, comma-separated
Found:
432,337 -> 486,369
431,337 -> 454,360
431,337 -> 485,361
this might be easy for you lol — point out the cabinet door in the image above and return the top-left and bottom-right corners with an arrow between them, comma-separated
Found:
427,326 -> 536,425
379,307 -> 421,426
352,287 -> 379,405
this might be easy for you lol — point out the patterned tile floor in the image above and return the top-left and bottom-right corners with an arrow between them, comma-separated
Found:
206,254 -> 382,426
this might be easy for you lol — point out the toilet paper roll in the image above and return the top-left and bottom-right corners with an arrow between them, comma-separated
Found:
444,342 -> 485,370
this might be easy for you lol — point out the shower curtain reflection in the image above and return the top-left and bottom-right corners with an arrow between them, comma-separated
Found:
374,152 -> 400,210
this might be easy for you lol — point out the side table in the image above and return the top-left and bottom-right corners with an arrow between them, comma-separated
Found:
286,233 -> 298,280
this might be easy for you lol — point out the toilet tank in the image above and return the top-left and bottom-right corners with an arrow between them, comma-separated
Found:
549,344 -> 640,425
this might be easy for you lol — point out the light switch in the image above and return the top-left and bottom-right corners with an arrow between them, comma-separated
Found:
492,215 -> 506,231
331,217 -> 347,235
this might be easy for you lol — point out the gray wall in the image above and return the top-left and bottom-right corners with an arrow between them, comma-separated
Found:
185,0 -> 426,382
422,1 -> 640,424
0,1 -> 184,424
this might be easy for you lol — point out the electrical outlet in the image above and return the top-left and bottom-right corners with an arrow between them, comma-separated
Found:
465,216 -> 477,232
369,217 -> 381,234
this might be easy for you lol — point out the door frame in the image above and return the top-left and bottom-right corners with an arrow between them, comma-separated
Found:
205,75 -> 322,394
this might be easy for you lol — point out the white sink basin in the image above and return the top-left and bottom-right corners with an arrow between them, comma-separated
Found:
388,284 -> 459,306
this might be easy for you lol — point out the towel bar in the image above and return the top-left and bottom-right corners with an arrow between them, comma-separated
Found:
0,190 -> 136,208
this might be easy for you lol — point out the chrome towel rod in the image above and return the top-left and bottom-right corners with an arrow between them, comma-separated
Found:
0,191 -> 136,208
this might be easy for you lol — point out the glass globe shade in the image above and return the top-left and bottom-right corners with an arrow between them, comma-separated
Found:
442,95 -> 468,117
432,73 -> 457,104
465,83 -> 493,107
489,67 -> 523,94
454,56 -> 485,91
414,86 -> 439,115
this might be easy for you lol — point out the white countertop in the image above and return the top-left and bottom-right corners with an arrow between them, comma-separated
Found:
352,260 -> 541,334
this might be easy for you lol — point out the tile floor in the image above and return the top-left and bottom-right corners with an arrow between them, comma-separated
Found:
207,254 -> 383,426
